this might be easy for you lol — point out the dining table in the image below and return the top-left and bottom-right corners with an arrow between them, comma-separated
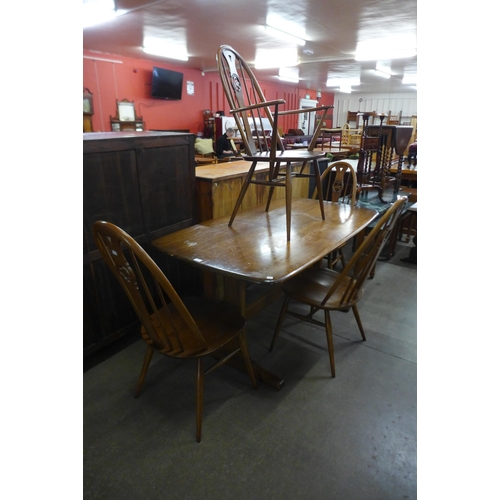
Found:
151,197 -> 378,388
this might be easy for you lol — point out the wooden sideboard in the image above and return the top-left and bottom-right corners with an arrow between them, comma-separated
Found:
83,131 -> 200,357
195,160 -> 313,222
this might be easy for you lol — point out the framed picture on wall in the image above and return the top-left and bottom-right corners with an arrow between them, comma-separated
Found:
117,100 -> 136,121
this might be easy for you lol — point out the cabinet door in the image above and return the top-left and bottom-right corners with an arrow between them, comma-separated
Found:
83,149 -> 144,253
137,145 -> 196,239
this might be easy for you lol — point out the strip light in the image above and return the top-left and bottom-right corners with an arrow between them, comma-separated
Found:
143,38 -> 189,61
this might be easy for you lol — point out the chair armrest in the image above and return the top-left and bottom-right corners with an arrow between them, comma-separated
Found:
278,105 -> 333,116
230,99 -> 286,114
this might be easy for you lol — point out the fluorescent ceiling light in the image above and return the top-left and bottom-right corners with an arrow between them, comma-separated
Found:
326,77 -> 360,87
255,49 -> 298,69
278,67 -> 299,83
143,38 -> 189,61
402,75 -> 417,84
339,86 -> 352,94
265,25 -> 306,46
375,63 -> 392,77
355,34 -> 416,61
83,0 -> 125,29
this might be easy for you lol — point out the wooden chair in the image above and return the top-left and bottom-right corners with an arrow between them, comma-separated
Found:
92,221 -> 257,442
357,111 -> 388,202
216,45 -> 334,241
312,160 -> 359,269
269,197 -> 407,377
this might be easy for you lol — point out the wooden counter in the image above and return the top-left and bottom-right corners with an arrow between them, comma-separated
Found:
196,159 -> 311,222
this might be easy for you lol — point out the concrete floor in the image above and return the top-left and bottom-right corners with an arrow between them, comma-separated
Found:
83,239 -> 417,500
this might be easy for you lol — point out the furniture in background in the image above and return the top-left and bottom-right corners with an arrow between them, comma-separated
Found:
399,200 -> 417,243
365,123 -> 414,197
195,159 -> 310,222
194,137 -> 218,164
357,112 -> 387,202
83,88 -> 94,132
110,99 -> 145,131
312,160 -> 359,270
151,197 -> 378,388
216,45 -> 333,241
341,123 -> 362,149
83,131 -> 199,358
92,221 -> 257,442
387,110 -> 402,125
347,111 -> 359,127
269,198 -> 407,377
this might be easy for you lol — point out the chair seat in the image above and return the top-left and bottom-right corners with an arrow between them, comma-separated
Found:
244,150 -> 326,162
142,297 -> 246,358
282,267 -> 364,310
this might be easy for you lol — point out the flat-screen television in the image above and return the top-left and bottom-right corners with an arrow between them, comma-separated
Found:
151,67 -> 183,100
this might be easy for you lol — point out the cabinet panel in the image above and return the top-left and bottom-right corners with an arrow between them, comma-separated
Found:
139,145 -> 195,238
83,132 -> 199,357
83,149 -> 143,255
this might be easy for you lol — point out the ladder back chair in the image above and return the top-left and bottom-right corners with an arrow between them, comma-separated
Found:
269,197 -> 407,377
92,221 -> 257,443
312,160 -> 359,269
216,45 -> 334,241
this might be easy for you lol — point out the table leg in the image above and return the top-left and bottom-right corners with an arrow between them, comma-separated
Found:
222,276 -> 285,390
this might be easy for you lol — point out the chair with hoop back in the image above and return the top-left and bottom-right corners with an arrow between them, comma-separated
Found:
216,45 -> 334,241
92,221 -> 257,443
269,197 -> 407,377
312,160 -> 359,269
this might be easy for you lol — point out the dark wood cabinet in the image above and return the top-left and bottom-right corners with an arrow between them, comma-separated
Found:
83,131 -> 201,357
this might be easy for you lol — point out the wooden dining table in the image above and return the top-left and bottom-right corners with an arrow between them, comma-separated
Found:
152,197 -> 378,388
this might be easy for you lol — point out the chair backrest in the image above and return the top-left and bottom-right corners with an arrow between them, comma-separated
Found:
321,197 -> 407,307
312,160 -> 358,209
216,45 -> 332,157
92,221 -> 208,353
217,45 -> 284,158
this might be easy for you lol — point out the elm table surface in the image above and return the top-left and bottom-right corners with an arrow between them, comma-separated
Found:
152,198 -> 378,285
152,198 -> 377,389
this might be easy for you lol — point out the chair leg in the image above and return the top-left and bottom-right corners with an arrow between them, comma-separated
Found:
135,345 -> 154,398
312,160 -> 325,220
237,330 -> 258,389
196,358 -> 204,443
265,161 -> 283,212
351,304 -> 366,341
285,163 -> 292,241
228,161 -> 257,227
324,310 -> 336,377
269,296 -> 290,351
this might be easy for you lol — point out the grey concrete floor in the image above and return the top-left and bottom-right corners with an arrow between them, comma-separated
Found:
83,239 -> 417,500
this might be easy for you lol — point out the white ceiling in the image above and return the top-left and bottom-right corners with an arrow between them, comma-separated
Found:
83,0 -> 417,94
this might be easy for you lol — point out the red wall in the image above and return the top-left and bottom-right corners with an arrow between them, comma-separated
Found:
83,50 -> 335,134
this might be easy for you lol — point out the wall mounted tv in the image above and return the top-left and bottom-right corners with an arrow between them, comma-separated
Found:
151,67 -> 184,100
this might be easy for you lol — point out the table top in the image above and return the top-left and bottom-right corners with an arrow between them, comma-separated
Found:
152,198 -> 377,284
390,164 -> 417,174
195,160 -> 308,182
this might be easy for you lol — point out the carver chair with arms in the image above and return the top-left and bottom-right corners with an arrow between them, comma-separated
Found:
269,197 -> 407,377
92,221 -> 257,443
217,45 -> 334,241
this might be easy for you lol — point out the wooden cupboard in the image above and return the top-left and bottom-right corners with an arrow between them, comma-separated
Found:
83,131 -> 200,357
195,160 -> 311,222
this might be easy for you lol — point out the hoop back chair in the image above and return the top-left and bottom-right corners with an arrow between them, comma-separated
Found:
269,197 -> 407,377
92,221 -> 257,442
216,45 -> 334,241
312,160 -> 359,269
